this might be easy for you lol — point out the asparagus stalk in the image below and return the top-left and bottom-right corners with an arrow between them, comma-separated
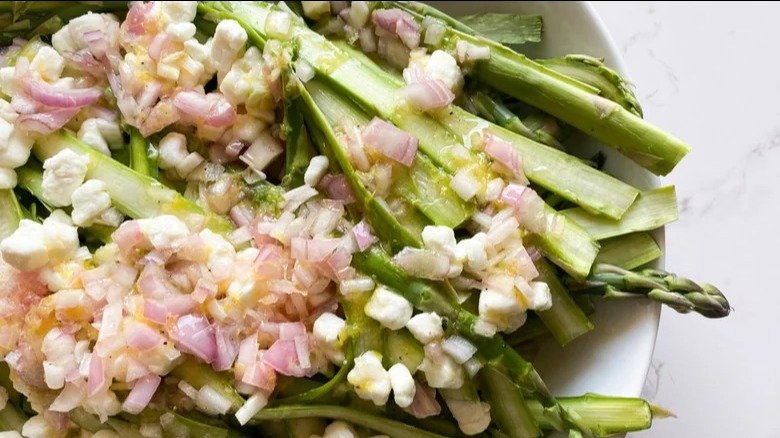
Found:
561,186 -> 678,240
594,232 -> 662,270
573,264 -> 731,318
537,55 -> 643,117
0,189 -> 22,240
387,2 -> 689,175
526,394 -> 654,437
250,405 -> 447,438
128,126 -> 153,177
32,131 -> 234,234
468,91 -> 564,150
457,13 -> 543,45
281,82 -> 318,190
200,1 -> 639,221
534,259 -> 594,346
481,365 -> 542,438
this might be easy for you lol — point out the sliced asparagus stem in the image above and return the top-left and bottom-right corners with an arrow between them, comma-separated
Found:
481,365 -> 542,438
534,259 -> 594,346
32,131 -> 233,234
458,13 -> 543,45
561,186 -> 678,240
574,264 -> 732,318
170,360 -> 246,413
527,394 -> 654,436
538,55 -> 644,117
387,1 -> 688,175
469,91 -> 564,149
250,405 -> 447,438
594,232 -> 662,270
0,189 -> 22,240
128,126 -> 152,177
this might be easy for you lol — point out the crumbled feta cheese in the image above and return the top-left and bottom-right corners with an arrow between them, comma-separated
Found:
184,38 -> 210,63
523,281 -> 553,311
265,11 -> 292,41
178,55 -> 206,88
323,421 -> 356,438
478,288 -> 527,333
304,155 -> 329,187
387,363 -> 416,408
161,1 -> 198,23
405,312 -> 444,344
220,47 -> 270,109
0,219 -> 49,271
78,119 -> 111,156
422,225 -> 458,258
71,180 -> 113,227
43,361 -> 65,390
166,22 -> 197,41
425,50 -> 463,91
418,343 -> 464,389
0,129 -> 34,169
30,46 -> 64,82
211,20 -> 248,73
200,229 -> 237,278
41,149 -> 89,207
441,391 -> 492,435
158,132 -> 190,172
449,168 -> 482,201
347,351 -> 391,406
313,312 -> 347,365
22,415 -> 54,438
457,232 -> 488,273
138,215 -> 190,249
364,285 -> 413,330
232,115 -> 266,143
301,1 -> 331,19
0,167 -> 15,189
52,26 -> 77,53
43,211 -> 79,262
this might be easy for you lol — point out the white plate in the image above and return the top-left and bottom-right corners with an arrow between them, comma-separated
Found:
436,1 -> 662,398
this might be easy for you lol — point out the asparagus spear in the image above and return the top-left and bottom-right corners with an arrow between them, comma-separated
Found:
481,365 -> 542,438
537,55 -> 643,117
573,264 -> 732,318
594,232 -> 662,270
458,13 -> 543,45
386,1 -> 689,175
561,186 -> 678,240
199,1 -> 639,221
527,394 -> 654,437
32,131 -> 234,234
468,90 -> 564,150
534,259 -> 594,346
128,126 -> 153,177
0,189 -> 22,240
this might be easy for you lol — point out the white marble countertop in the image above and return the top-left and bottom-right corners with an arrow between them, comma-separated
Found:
592,2 -> 770,437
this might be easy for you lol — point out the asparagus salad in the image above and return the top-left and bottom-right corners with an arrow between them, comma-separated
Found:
0,1 -> 731,437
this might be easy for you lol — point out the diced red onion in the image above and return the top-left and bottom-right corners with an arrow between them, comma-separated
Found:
112,221 -> 145,254
291,237 -> 341,262
514,247 -> 539,280
486,214 -> 520,246
173,90 -> 212,118
294,335 -> 311,369
352,220 -> 378,252
87,354 -> 106,397
126,321 -> 163,352
403,381 -> 441,419
203,94 -> 237,127
122,374 -> 161,415
235,392 -> 269,426
11,93 -> 39,114
242,360 -> 277,391
213,326 -> 239,372
230,205 -> 254,227
22,79 -> 103,108
372,9 -> 421,49
143,299 -> 167,325
262,339 -> 305,377
170,314 -> 217,364
49,383 -> 85,413
404,79 -> 454,111
362,117 -> 418,167
240,132 -> 284,172
484,132 -> 521,174
192,278 -> 218,304
282,185 -> 318,212
278,322 -> 306,341
359,28 -> 377,52
512,188 -> 546,234
135,80 -> 162,109
195,385 -> 232,415
236,334 -> 259,376
63,50 -> 103,78
123,1 -> 153,36
140,99 -> 179,137
164,294 -> 197,315
325,247 -> 352,279
17,108 -> 81,135
393,247 -> 451,280
228,226 -> 253,245
148,32 -> 172,62
320,174 -> 356,203
500,183 -> 527,206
